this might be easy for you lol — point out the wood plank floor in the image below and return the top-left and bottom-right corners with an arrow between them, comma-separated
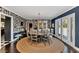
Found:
0,40 -> 19,53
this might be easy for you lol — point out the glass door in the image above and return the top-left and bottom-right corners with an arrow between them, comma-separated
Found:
62,17 -> 69,43
58,19 -> 62,39
68,13 -> 75,46
62,13 -> 75,46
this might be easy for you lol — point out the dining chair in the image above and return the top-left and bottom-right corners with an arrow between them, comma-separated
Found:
30,30 -> 38,45
42,30 -> 50,46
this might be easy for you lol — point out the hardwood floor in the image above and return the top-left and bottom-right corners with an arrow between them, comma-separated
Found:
0,40 -> 19,53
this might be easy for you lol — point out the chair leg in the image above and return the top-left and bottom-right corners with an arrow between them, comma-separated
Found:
30,40 -> 33,45
48,39 -> 50,46
43,39 -> 46,46
30,40 -> 38,45
38,38 -> 40,43
50,39 -> 53,43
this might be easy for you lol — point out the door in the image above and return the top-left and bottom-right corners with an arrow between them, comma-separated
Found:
62,13 -> 75,46
68,13 -> 75,46
58,18 -> 62,39
62,16 -> 69,43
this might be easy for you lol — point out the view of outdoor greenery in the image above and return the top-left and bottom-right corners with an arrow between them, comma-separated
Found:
62,19 -> 68,28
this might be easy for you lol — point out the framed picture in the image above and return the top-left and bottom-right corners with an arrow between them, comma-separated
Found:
38,21 -> 42,29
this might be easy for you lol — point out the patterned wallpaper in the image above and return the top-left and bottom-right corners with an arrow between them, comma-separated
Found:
0,7 -> 26,33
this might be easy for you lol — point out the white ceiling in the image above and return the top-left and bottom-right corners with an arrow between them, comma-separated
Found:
4,6 -> 75,20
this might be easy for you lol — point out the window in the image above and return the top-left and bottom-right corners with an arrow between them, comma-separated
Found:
62,18 -> 68,40
58,19 -> 62,35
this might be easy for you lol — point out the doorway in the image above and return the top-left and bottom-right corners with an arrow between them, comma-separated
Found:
0,13 -> 13,49
29,23 -> 32,29
29,23 -> 33,33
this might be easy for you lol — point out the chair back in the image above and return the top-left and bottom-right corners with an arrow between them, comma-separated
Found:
30,29 -> 37,41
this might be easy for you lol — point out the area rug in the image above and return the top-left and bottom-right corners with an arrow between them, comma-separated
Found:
16,37 -> 64,53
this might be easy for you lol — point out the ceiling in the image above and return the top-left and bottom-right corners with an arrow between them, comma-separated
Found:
4,6 -> 75,20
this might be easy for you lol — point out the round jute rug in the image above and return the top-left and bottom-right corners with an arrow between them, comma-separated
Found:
16,37 -> 64,53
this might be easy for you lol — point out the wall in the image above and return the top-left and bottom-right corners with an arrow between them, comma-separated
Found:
0,7 -> 26,34
52,6 -> 79,48
5,16 -> 11,41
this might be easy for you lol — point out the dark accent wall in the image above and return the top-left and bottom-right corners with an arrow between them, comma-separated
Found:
51,6 -> 79,48
51,20 -> 55,34
5,16 -> 11,41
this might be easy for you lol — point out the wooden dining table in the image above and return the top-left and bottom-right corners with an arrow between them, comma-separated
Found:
29,29 -> 49,43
